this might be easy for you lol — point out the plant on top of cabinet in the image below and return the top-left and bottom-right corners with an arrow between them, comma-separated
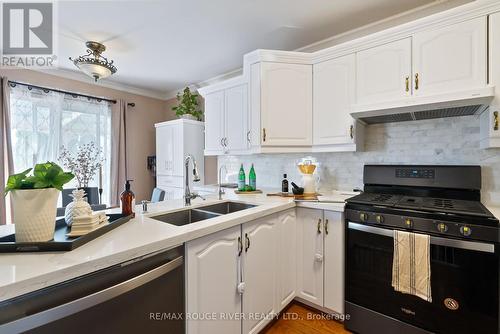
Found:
172,87 -> 203,121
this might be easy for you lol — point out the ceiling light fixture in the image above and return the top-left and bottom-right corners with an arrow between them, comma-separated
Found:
70,41 -> 117,82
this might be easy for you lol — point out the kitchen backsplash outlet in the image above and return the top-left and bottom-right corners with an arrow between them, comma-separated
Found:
218,116 -> 500,206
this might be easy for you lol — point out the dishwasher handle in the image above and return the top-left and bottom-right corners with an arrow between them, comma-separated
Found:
0,256 -> 183,334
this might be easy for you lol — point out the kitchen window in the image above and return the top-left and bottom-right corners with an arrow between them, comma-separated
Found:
8,84 -> 112,206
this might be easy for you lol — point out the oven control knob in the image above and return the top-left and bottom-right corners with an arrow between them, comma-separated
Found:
460,225 -> 472,237
404,218 -> 413,228
437,223 -> 448,233
360,213 -> 368,222
375,215 -> 384,224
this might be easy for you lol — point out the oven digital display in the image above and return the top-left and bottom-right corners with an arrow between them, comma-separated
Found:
396,168 -> 435,179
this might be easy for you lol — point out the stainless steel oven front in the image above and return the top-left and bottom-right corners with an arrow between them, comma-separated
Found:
345,221 -> 500,334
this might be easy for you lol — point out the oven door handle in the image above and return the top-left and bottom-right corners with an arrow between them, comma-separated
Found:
348,222 -> 495,253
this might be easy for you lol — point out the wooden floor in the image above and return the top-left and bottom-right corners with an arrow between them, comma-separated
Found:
262,303 -> 351,334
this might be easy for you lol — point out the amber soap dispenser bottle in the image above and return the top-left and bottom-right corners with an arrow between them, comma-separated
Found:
121,179 -> 135,216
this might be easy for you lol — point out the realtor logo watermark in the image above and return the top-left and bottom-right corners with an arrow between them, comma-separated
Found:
1,2 -> 57,68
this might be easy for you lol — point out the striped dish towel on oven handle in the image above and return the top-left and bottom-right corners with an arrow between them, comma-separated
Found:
392,230 -> 432,302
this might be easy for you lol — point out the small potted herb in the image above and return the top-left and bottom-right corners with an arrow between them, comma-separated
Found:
172,87 -> 203,121
5,162 -> 74,242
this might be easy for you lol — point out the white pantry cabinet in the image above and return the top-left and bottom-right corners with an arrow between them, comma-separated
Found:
296,207 -> 345,314
480,12 -> 500,149
313,53 -> 364,152
186,225 -> 242,334
412,17 -> 487,97
186,210 -> 295,334
202,83 -> 250,155
258,62 -> 313,147
155,119 -> 204,200
356,38 -> 412,105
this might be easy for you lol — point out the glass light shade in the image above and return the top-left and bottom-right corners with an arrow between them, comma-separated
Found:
77,62 -> 113,81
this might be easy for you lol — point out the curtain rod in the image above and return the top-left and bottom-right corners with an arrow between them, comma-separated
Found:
8,81 -> 136,107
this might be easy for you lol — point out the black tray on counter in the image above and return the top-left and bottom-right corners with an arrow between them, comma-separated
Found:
0,213 -> 133,252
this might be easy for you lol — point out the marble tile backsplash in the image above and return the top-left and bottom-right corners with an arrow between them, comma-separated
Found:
218,116 -> 500,206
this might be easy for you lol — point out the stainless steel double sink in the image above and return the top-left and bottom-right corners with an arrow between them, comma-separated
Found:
150,201 -> 257,226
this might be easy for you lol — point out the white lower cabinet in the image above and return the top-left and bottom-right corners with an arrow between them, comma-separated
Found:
296,207 -> 345,314
186,210 -> 296,334
242,216 -> 278,334
186,225 -> 242,334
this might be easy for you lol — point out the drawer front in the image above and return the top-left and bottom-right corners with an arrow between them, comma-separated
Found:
157,175 -> 184,188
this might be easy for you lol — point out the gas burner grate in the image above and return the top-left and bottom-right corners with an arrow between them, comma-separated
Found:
430,198 -> 454,209
372,194 -> 395,203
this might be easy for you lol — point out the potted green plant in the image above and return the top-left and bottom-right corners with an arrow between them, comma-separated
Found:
172,87 -> 203,121
5,162 -> 74,242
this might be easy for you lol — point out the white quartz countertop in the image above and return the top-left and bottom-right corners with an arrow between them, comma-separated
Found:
0,189 -> 348,302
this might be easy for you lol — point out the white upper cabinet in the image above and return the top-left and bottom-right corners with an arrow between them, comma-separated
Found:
356,38 -> 412,105
202,83 -> 249,155
480,12 -> 500,149
260,62 -> 313,147
313,54 -> 363,151
204,91 -> 225,154
412,17 -> 487,96
186,225 -> 242,334
225,84 -> 250,153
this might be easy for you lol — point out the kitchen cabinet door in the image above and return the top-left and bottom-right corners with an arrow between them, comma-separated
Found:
186,225 -> 242,334
242,215 -> 278,334
204,91 -> 225,155
155,124 -> 174,175
225,84 -> 249,153
313,54 -> 357,147
323,211 -> 345,314
412,17 -> 486,97
296,208 -> 324,307
260,62 -> 312,146
276,209 -> 297,311
171,124 -> 184,176
356,38 -> 412,105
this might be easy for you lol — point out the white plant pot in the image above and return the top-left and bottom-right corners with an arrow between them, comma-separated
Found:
11,188 -> 60,242
180,114 -> 197,120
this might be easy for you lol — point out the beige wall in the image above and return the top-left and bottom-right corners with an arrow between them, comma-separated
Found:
1,68 -> 172,202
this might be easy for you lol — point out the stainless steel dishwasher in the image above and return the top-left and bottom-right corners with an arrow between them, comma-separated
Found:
0,245 -> 185,334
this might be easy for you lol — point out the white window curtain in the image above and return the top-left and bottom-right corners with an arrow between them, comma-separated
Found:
9,84 -> 112,206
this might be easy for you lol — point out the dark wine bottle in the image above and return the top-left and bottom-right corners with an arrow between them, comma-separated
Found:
282,174 -> 289,193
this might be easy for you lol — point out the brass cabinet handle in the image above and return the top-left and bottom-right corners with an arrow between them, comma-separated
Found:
415,73 -> 419,90
405,76 -> 410,92
494,111 -> 499,131
349,125 -> 354,139
325,219 -> 329,235
245,233 -> 250,252
317,219 -> 322,234
238,237 -> 242,256
262,128 -> 266,142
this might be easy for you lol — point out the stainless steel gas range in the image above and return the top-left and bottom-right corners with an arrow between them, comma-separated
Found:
345,165 -> 500,334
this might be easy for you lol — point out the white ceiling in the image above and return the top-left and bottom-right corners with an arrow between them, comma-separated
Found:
53,0 -> 446,98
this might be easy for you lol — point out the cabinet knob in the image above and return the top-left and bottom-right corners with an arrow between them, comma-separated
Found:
262,128 -> 267,142
247,130 -> 251,143
415,73 -> 419,90
405,76 -> 410,92
237,282 -> 246,295
494,111 -> 498,131
315,254 -> 323,262
325,219 -> 329,235
317,219 -> 322,234
349,125 -> 354,139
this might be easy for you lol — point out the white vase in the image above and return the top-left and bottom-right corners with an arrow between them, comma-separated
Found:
11,188 -> 60,242
65,189 -> 92,227
180,114 -> 197,120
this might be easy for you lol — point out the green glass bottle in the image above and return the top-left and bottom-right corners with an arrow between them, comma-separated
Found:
238,164 -> 246,191
249,164 -> 256,191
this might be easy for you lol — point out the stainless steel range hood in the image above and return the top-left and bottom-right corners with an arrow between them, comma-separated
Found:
351,86 -> 495,124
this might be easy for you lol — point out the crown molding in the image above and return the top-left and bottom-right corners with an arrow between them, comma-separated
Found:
34,68 -> 167,100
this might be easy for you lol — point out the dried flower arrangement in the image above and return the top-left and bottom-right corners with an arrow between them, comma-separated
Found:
59,142 -> 105,188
